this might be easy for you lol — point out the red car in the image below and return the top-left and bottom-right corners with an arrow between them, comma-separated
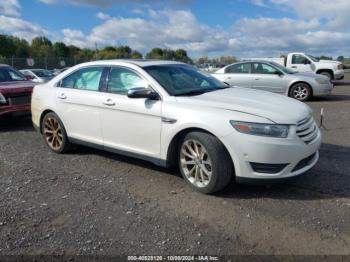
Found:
0,64 -> 35,117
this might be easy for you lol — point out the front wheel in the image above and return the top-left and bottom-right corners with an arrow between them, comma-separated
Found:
178,132 -> 233,194
41,112 -> 71,153
290,83 -> 312,101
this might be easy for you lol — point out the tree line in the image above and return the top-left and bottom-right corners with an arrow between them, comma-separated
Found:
0,34 -> 193,63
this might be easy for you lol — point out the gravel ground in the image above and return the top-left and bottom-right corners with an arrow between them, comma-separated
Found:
0,74 -> 349,258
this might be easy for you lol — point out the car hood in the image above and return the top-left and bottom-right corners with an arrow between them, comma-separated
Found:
319,59 -> 341,64
176,87 -> 311,124
0,81 -> 35,94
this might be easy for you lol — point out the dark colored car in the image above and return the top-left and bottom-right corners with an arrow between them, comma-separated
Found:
0,64 -> 35,117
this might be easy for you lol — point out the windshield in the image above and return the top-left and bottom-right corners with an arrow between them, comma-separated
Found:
268,61 -> 296,74
32,69 -> 54,77
307,55 -> 319,62
0,67 -> 27,82
143,64 -> 227,96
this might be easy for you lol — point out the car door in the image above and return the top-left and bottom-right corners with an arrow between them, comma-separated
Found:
251,62 -> 286,94
99,66 -> 162,159
220,63 -> 253,88
290,54 -> 313,72
55,66 -> 107,145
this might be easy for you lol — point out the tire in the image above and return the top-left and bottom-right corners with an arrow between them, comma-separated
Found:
41,112 -> 71,153
178,131 -> 233,194
289,83 -> 312,101
319,71 -> 332,80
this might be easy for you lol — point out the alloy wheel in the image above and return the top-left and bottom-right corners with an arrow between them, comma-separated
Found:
292,85 -> 309,100
180,139 -> 212,188
43,117 -> 63,150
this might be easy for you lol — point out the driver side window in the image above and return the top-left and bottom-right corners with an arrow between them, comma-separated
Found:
292,55 -> 310,64
107,67 -> 145,95
252,63 -> 279,74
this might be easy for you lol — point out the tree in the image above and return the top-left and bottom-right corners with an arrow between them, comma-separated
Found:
146,47 -> 192,63
53,42 -> 69,58
337,56 -> 344,62
0,35 -> 16,57
30,36 -> 53,57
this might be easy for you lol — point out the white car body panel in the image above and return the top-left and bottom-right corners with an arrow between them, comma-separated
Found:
32,60 -> 321,181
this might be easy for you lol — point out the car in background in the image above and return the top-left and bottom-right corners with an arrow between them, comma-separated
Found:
32,60 -> 320,194
20,69 -> 54,83
213,61 -> 333,101
0,64 -> 35,117
51,67 -> 71,76
242,52 -> 344,80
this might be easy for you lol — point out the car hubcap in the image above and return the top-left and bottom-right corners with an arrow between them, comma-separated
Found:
180,139 -> 212,188
44,117 -> 63,150
293,85 -> 308,100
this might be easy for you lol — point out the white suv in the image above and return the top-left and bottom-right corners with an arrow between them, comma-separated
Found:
31,60 -> 321,194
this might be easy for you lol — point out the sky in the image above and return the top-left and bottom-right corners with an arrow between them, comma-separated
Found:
1,0 -> 350,58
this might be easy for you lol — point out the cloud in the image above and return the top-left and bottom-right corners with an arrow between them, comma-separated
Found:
0,15 -> 46,40
38,0 -> 192,7
0,0 -> 21,17
96,12 -> 111,20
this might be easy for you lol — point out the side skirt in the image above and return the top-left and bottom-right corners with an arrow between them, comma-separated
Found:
68,137 -> 168,168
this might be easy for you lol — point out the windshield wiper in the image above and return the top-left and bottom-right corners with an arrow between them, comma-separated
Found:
175,90 -> 207,96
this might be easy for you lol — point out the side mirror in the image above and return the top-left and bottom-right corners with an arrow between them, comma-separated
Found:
274,71 -> 283,76
127,87 -> 159,100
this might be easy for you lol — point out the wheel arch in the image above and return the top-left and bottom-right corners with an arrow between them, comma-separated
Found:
165,127 -> 235,175
316,69 -> 334,80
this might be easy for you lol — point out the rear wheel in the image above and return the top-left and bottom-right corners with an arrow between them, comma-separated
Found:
178,132 -> 233,194
41,112 -> 71,153
290,83 -> 312,101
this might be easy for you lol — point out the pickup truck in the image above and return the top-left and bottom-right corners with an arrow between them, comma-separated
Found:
243,52 -> 344,80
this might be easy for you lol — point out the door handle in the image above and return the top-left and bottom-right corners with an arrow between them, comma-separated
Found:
226,76 -> 232,80
255,78 -> 260,80
58,93 -> 67,99
103,99 -> 115,106
291,66 -> 297,68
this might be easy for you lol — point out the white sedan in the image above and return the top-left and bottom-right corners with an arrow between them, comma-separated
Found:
31,60 -> 321,194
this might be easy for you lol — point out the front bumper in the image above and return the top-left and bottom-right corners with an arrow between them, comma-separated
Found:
312,82 -> 333,96
221,128 -> 321,180
334,69 -> 345,80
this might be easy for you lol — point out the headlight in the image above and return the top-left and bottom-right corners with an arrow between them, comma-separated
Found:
315,78 -> 329,84
230,121 -> 289,138
337,64 -> 343,70
0,93 -> 7,104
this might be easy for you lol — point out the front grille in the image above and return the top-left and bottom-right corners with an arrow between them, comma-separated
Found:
292,153 -> 316,172
296,116 -> 318,144
7,92 -> 31,106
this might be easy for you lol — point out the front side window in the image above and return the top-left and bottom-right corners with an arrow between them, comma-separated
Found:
60,67 -> 104,91
0,68 -> 26,82
225,63 -> 251,74
252,63 -> 279,74
107,67 -> 145,94
144,64 -> 226,96
292,55 -> 310,65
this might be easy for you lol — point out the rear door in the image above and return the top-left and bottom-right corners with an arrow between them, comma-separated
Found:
220,63 -> 253,88
55,66 -> 107,145
250,62 -> 286,94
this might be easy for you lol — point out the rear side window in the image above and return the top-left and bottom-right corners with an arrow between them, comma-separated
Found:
225,63 -> 251,74
107,67 -> 145,95
60,67 -> 104,91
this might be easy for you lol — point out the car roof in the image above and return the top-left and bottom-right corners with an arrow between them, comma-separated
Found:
77,59 -> 186,68
0,64 -> 10,68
